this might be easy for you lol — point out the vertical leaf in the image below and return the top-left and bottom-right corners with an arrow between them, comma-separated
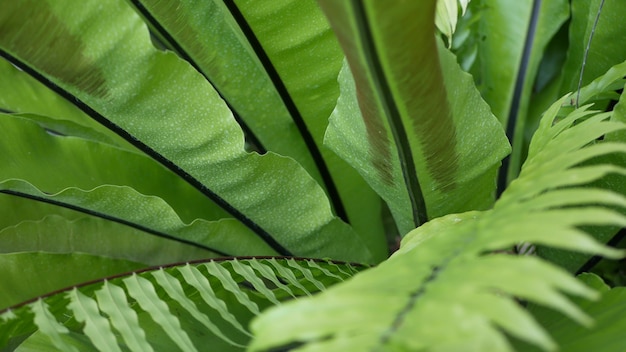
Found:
321,0 -> 510,234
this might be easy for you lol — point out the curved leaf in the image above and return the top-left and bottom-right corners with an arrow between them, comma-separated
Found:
320,0 -> 510,234
0,113 -> 228,223
516,273 -> 626,352
0,215 -> 216,266
0,252 -> 144,310
249,99 -> 626,351
0,258 -> 360,350
0,181 -> 277,257
95,281 -> 154,352
0,59 -> 133,150
128,0 -> 387,260
0,0 -> 372,263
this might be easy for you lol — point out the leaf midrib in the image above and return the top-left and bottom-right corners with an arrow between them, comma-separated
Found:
351,0 -> 428,227
0,49 -> 291,256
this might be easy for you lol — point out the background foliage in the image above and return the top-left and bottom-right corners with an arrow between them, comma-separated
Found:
1,0 -> 626,351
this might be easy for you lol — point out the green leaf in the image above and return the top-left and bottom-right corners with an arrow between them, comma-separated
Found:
0,252 -> 143,310
0,59 -> 133,150
560,0 -> 626,97
516,273 -> 626,352
30,300 -> 80,352
128,0 -> 387,261
249,99 -> 626,351
320,0 -> 510,234
177,264 -> 251,336
151,269 -> 246,348
0,181 -> 276,257
0,0 -> 373,263
123,274 -> 198,352
0,258 -> 360,350
0,113 -> 228,223
67,288 -> 121,352
95,281 -> 154,352
0,215 -> 216,266
470,0 -> 569,183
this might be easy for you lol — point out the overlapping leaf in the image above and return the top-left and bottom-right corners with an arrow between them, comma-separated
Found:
320,0 -> 510,234
0,258 -> 361,351
126,0 -> 387,260
514,273 -> 626,352
0,0 -> 373,263
249,97 -> 626,351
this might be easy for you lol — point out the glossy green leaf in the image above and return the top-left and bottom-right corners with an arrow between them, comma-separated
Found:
560,0 -> 626,97
470,0 -> 569,183
0,59 -> 133,150
320,0 -> 510,234
0,113 -> 228,224
129,0 -> 387,261
0,0 -> 373,263
0,181 -> 276,257
0,215 -> 216,266
0,252 -> 143,310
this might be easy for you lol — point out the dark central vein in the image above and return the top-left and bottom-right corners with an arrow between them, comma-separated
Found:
351,0 -> 428,227
0,49 -> 292,256
0,190 -> 229,256
221,0 -> 350,223
129,0 -> 266,154
497,0 -> 542,197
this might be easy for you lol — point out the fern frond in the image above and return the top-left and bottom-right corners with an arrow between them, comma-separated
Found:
514,273 -> 626,352
249,96 -> 626,351
0,258 -> 360,351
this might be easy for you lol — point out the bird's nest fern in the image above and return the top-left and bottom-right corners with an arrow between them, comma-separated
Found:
1,94 -> 626,351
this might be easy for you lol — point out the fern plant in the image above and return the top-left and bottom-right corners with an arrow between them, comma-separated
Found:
1,0 -> 626,351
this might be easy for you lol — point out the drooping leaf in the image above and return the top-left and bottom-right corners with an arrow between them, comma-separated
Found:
0,0 -> 373,263
320,0 -> 510,234
249,97 -> 626,351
